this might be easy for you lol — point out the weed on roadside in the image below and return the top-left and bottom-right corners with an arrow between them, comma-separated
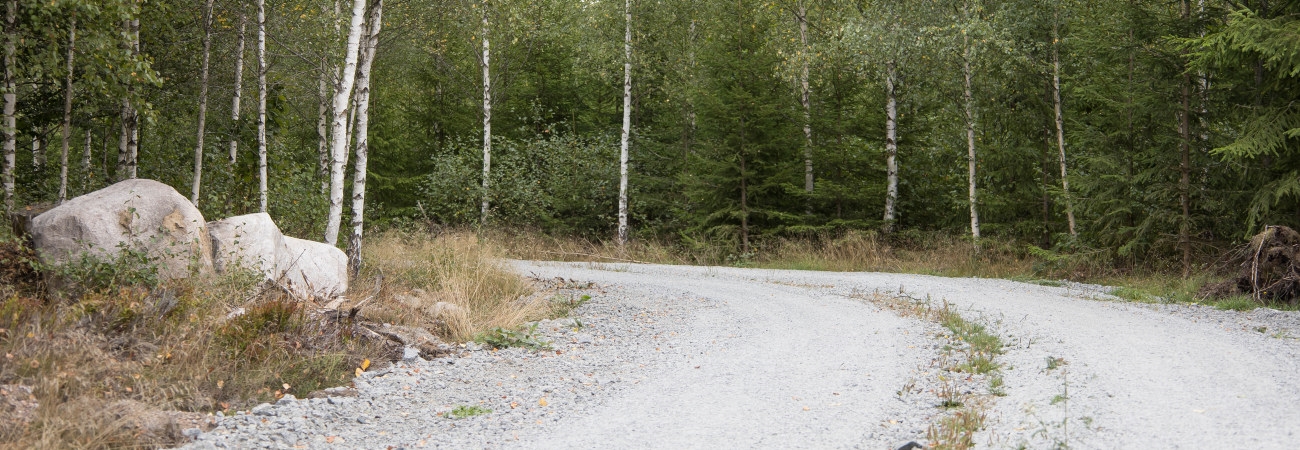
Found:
474,324 -> 551,350
447,405 -> 492,419
549,294 -> 591,318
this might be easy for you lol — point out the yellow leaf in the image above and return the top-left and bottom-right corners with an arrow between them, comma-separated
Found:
361,359 -> 371,371
355,368 -> 363,377
538,398 -> 548,407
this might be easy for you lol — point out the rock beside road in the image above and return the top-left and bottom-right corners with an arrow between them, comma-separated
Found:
28,179 -> 212,279
208,213 -> 348,299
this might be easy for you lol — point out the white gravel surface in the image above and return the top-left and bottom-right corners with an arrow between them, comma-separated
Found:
185,262 -> 1300,449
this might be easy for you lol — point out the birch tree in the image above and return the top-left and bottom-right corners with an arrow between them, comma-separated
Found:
3,0 -> 15,211
1051,7 -> 1076,237
797,2 -> 813,198
256,0 -> 268,212
479,1 -> 492,225
348,0 -> 383,278
118,16 -> 139,180
229,7 -> 246,165
191,0 -> 215,205
58,14 -> 76,204
617,0 -> 631,245
323,0 -> 369,244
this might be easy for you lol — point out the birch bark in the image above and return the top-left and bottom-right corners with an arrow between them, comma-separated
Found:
1051,12 -> 1076,237
963,32 -> 980,242
59,16 -> 77,204
256,0 -> 268,212
323,0 -> 368,244
191,0 -> 214,205
883,62 -> 898,232
348,0 -> 382,278
617,0 -> 631,245
229,10 -> 246,165
1,0 -> 11,211
480,3 -> 492,225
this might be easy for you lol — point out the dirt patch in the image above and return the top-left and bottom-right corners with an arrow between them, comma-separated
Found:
1200,225 -> 1300,307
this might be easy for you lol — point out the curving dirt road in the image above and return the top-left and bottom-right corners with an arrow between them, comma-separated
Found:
188,262 -> 1300,449
513,262 -> 1300,449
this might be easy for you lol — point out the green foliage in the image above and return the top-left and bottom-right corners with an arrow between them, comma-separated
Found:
474,323 -> 551,350
549,294 -> 591,319
50,244 -> 160,296
448,405 -> 492,419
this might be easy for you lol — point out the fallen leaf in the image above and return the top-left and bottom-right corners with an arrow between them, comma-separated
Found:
361,359 -> 371,371
326,436 -> 337,443
510,402 -> 519,409
355,368 -> 363,377
538,398 -> 549,407
282,383 -> 291,390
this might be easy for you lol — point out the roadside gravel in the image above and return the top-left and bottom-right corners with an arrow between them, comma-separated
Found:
184,262 -> 1300,449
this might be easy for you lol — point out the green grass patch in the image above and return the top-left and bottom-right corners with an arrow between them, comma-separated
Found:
448,405 -> 492,419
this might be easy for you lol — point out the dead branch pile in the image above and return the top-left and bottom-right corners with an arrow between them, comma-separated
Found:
1200,225 -> 1300,307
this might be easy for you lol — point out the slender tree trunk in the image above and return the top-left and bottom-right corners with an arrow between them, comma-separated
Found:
347,0 -> 382,279
229,10 -> 246,165
480,3 -> 492,225
740,152 -> 749,255
323,0 -> 368,245
882,61 -> 898,232
59,16 -> 76,204
256,0 -> 268,212
191,0 -> 214,205
798,3 -> 813,199
1052,14 -> 1076,237
82,128 -> 91,192
31,131 -> 42,171
317,63 -> 330,194
1,0 -> 12,211
119,17 -> 139,180
963,33 -> 980,243
1179,0 -> 1193,277
617,0 -> 631,246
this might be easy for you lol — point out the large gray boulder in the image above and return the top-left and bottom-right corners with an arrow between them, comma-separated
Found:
29,179 -> 212,279
279,236 -> 348,298
207,212 -> 284,277
207,213 -> 349,299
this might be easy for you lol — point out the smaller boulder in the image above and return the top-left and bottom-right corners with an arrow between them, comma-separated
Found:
279,236 -> 348,298
207,213 -> 285,277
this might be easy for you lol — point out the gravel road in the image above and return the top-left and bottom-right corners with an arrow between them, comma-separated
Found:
187,262 -> 1300,449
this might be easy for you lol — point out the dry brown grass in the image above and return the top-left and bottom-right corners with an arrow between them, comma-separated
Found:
355,230 -> 545,342
0,228 -> 548,449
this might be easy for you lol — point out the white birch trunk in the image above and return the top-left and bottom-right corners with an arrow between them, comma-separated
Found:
1,0 -> 12,211
31,132 -> 42,171
317,64 -> 330,194
883,61 -> 898,232
963,33 -> 980,242
1052,18 -> 1076,237
191,0 -> 214,205
127,17 -> 139,179
82,128 -> 91,192
798,4 -> 813,196
323,0 -> 369,245
229,10 -> 245,165
59,16 -> 76,204
617,0 -> 631,245
480,4 -> 492,225
347,0 -> 382,278
256,0 -> 268,212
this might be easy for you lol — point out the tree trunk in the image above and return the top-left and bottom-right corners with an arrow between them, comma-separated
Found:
798,3 -> 813,199
617,0 -> 631,246
59,16 -> 76,204
882,61 -> 898,232
257,0 -> 268,212
229,10 -> 246,166
1,0 -> 12,212
323,0 -> 368,245
119,17 -> 140,180
82,128 -> 91,193
347,0 -> 382,279
191,0 -> 214,205
1179,0 -> 1192,277
31,131 -> 42,171
963,33 -> 980,243
1052,14 -> 1076,237
480,3 -> 492,225
317,62 -> 330,194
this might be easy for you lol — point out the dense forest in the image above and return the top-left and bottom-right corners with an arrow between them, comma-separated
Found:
3,0 -> 1299,275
